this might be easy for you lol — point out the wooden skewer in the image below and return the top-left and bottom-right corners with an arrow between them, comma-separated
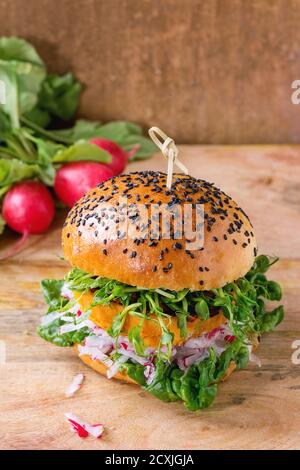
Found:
148,127 -> 189,189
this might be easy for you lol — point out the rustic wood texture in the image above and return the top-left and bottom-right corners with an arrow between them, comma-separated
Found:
2,0 -> 300,144
0,145 -> 299,449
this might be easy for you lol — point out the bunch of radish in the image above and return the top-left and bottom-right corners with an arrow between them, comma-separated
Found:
1,139 -> 137,259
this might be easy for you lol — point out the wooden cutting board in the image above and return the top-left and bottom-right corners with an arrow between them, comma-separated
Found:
0,145 -> 299,450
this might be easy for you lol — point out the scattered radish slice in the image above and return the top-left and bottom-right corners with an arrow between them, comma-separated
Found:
65,413 -> 104,439
65,373 -> 85,398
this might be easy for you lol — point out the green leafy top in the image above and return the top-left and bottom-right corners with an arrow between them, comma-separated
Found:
39,255 -> 284,360
0,37 -> 46,128
0,36 -> 156,158
38,274 -> 253,411
0,36 -> 157,234
122,339 -> 250,410
38,255 -> 284,411
0,37 -> 44,64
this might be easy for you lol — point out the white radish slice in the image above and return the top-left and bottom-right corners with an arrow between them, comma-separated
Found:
65,373 -> 85,397
65,412 -> 104,439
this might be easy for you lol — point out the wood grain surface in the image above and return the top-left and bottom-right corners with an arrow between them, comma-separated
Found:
2,0 -> 300,144
0,145 -> 299,449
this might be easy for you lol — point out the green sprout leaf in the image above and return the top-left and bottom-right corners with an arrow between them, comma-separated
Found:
195,298 -> 210,320
38,255 -> 285,410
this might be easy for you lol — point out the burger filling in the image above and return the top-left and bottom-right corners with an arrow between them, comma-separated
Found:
38,255 -> 283,410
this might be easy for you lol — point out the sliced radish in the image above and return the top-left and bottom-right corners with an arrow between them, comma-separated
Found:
65,413 -> 104,439
65,373 -> 85,398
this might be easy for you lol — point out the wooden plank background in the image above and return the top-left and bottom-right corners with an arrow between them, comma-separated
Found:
0,145 -> 300,449
2,0 -> 300,144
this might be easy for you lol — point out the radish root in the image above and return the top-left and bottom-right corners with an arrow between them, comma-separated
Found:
127,144 -> 141,161
0,231 -> 29,260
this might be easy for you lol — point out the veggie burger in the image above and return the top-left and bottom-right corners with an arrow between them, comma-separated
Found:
38,171 -> 284,410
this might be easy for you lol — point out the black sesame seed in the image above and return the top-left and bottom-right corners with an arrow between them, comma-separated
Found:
123,248 -> 128,254
185,250 -> 195,259
173,242 -> 182,250
103,249 -> 108,255
130,251 -> 137,258
233,239 -> 237,245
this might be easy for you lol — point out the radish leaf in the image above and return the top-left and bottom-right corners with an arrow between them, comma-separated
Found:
52,140 -> 112,164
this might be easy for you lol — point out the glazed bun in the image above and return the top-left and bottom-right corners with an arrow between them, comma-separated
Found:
62,171 -> 257,291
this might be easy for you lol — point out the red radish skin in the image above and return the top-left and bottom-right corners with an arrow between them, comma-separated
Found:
3,181 -> 55,234
1,181 -> 55,260
90,138 -> 139,175
67,418 -> 89,438
90,138 -> 127,175
54,161 -> 114,208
